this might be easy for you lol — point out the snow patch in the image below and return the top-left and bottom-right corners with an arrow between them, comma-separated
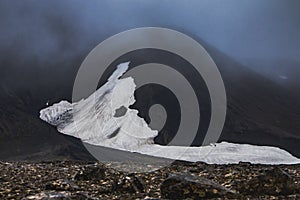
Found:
40,62 -> 300,165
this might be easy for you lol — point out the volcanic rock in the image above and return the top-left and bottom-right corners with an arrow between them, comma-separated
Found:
160,173 -> 236,199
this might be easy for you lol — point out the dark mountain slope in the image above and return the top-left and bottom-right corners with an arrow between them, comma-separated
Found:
201,42 -> 300,157
0,86 -> 94,161
0,40 -> 299,160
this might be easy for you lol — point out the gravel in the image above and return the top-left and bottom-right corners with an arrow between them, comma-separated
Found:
0,160 -> 299,199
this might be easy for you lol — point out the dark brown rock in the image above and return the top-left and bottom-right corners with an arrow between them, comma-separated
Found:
45,179 -> 78,191
238,167 -> 299,196
117,174 -> 144,193
73,165 -> 106,181
1,161 -> 300,199
23,191 -> 93,200
160,173 -> 236,199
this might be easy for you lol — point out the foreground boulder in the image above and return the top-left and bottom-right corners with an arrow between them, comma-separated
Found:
117,174 -> 144,193
23,191 -> 93,200
160,173 -> 236,199
237,167 -> 299,196
73,165 -> 107,181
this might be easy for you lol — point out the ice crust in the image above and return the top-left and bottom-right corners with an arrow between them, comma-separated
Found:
40,62 -> 300,164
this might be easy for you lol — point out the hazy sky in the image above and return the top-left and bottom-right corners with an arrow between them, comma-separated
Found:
0,0 -> 299,89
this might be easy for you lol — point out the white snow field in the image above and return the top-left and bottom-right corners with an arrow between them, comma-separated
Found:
40,62 -> 300,165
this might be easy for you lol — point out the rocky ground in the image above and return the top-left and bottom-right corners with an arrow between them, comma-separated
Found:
0,160 -> 299,199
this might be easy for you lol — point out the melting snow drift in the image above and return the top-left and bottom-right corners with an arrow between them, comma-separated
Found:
40,62 -> 300,165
